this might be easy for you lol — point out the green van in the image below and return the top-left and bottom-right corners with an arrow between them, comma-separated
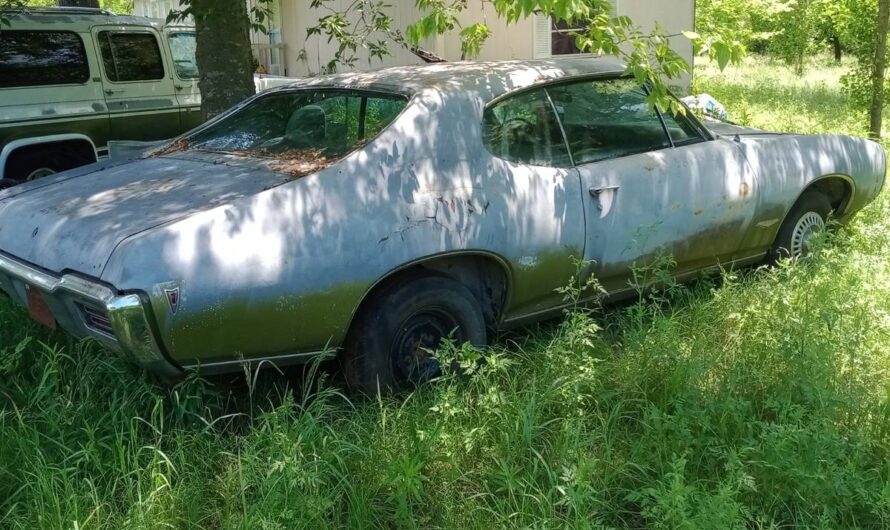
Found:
0,7 -> 201,186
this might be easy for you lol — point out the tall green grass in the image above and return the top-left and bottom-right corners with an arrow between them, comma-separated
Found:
2,56 -> 890,528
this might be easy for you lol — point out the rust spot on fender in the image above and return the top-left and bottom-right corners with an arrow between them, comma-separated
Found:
693,208 -> 704,216
739,182 -> 751,198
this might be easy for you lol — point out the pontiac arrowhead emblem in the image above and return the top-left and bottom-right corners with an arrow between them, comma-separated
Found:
165,287 -> 180,314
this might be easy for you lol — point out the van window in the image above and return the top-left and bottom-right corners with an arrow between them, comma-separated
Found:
168,32 -> 198,79
98,32 -> 165,82
0,31 -> 89,88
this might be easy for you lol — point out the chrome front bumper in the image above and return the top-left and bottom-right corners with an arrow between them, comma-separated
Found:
0,252 -> 180,378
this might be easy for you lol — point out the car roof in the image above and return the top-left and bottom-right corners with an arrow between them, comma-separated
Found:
275,56 -> 628,102
0,7 -> 176,31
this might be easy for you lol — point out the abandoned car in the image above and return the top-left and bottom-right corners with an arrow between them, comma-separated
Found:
0,57 -> 885,391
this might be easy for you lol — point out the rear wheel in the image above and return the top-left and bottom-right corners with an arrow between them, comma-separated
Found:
769,191 -> 832,262
342,275 -> 487,394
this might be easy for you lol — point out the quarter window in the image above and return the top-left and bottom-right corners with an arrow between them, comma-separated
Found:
0,31 -> 89,88
661,110 -> 705,146
482,89 -> 571,167
546,78 -> 672,164
98,32 -> 165,82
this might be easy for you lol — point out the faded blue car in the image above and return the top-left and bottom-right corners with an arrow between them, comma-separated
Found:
0,57 -> 884,392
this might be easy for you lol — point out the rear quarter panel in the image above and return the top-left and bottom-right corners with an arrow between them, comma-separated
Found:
102,89 -> 586,366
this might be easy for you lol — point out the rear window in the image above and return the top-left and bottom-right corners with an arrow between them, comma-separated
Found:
98,31 -> 165,82
0,30 -> 89,88
187,90 -> 408,159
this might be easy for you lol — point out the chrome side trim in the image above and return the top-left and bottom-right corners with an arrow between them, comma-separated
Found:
181,350 -> 331,375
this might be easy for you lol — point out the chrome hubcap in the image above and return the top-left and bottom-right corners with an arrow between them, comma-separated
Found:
790,211 -> 825,257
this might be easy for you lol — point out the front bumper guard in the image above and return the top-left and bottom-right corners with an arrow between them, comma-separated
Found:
0,252 -> 181,378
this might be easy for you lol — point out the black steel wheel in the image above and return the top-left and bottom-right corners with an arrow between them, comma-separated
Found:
342,275 -> 487,394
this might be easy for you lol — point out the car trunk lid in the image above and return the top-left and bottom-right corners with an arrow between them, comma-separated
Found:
0,153 -> 291,277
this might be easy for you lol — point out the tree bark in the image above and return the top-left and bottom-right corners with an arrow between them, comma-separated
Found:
58,0 -> 101,7
870,0 -> 890,139
191,0 -> 256,120
832,35 -> 842,63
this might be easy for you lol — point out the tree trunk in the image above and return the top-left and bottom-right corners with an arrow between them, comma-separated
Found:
191,0 -> 255,120
58,0 -> 101,7
870,0 -> 890,139
832,35 -> 842,63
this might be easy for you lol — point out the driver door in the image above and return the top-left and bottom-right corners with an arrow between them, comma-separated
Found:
546,78 -> 758,293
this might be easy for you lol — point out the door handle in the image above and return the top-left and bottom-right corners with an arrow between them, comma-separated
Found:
104,88 -> 120,95
174,84 -> 187,90
589,185 -> 620,197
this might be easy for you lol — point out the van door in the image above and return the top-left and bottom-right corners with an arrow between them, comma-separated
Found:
164,29 -> 203,132
91,25 -> 181,141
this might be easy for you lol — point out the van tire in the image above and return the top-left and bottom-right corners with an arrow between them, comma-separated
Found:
4,143 -> 95,182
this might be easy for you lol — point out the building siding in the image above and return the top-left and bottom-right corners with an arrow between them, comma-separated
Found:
134,0 -> 696,86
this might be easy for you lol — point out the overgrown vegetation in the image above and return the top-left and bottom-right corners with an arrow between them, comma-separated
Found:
2,58 -> 890,528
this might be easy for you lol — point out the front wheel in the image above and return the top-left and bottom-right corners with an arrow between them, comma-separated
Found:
769,191 -> 832,262
342,275 -> 487,395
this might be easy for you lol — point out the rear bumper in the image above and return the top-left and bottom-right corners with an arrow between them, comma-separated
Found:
0,252 -> 180,378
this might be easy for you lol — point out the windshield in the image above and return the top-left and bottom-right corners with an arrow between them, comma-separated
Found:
187,90 -> 408,159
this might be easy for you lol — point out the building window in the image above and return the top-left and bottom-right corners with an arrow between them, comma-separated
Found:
534,2 -> 619,58
551,19 -> 588,56
136,0 -> 176,19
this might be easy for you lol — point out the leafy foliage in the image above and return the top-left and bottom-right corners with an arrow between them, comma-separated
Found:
306,0 -> 744,114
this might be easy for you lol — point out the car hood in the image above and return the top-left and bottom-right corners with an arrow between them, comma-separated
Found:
0,153 -> 292,278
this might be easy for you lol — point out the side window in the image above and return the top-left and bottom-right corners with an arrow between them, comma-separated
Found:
167,32 -> 198,79
482,89 -> 571,167
315,94 -> 362,153
0,31 -> 89,88
547,78 -> 671,165
364,97 -> 406,138
98,31 -> 165,82
661,108 -> 705,146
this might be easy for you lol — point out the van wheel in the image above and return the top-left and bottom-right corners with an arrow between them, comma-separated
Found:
5,143 -> 93,182
342,276 -> 487,395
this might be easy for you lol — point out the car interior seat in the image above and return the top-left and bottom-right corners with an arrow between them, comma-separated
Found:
284,105 -> 327,148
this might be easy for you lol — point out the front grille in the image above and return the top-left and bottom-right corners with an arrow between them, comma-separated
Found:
78,302 -> 114,337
